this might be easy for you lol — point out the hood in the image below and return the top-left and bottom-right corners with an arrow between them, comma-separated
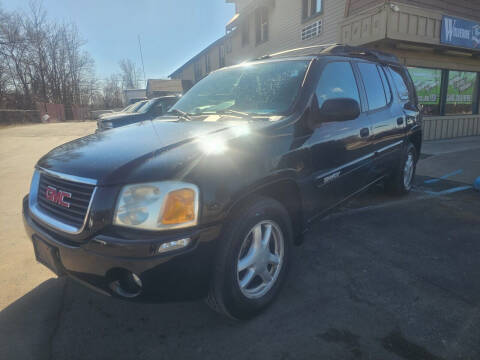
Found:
37,117 -> 268,186
99,112 -> 142,121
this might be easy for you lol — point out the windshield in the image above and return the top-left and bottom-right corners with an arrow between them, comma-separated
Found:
120,104 -> 134,112
170,60 -> 310,117
137,98 -> 157,114
128,100 -> 147,113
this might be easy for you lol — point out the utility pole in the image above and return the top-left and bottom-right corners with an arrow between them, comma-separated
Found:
138,34 -> 147,88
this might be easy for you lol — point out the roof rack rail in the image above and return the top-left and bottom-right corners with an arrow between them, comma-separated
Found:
254,43 -> 400,64
257,44 -> 339,59
320,44 -> 400,64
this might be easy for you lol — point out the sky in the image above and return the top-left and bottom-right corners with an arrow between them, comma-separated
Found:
1,0 -> 234,83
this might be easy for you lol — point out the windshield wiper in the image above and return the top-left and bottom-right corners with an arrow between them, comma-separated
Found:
216,109 -> 251,118
168,109 -> 192,121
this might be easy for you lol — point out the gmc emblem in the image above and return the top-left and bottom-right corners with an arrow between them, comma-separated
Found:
45,186 -> 72,208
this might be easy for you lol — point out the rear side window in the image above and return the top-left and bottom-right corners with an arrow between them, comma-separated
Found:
378,66 -> 392,104
357,62 -> 388,111
316,61 -> 361,109
388,66 -> 411,102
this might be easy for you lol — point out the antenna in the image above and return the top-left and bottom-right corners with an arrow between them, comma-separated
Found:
138,34 -> 147,88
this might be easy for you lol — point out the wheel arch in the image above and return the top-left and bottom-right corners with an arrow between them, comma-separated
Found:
226,178 -> 305,245
409,127 -> 422,157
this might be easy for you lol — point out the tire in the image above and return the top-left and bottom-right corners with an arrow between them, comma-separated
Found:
206,196 -> 293,320
385,142 -> 417,195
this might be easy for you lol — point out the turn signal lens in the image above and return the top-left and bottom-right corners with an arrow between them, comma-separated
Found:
161,189 -> 196,225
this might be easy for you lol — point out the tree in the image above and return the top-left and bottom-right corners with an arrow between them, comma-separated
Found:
119,58 -> 141,89
0,1 -> 98,110
101,75 -> 123,108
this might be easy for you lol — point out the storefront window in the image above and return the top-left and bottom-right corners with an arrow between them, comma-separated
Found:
445,71 -> 477,115
408,67 -> 442,116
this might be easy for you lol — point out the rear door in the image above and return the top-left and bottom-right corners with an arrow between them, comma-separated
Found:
302,60 -> 375,215
387,65 -> 421,139
355,61 -> 405,178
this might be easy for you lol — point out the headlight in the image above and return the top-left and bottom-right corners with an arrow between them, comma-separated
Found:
113,181 -> 199,230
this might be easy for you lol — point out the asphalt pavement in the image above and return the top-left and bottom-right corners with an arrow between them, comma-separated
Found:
0,123 -> 479,360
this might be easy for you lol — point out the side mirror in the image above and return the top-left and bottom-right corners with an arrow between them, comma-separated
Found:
318,98 -> 360,123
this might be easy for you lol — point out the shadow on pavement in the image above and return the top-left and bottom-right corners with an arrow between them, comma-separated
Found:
0,278 -> 65,360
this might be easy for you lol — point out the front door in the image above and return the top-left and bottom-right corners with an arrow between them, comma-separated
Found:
300,60 -> 374,218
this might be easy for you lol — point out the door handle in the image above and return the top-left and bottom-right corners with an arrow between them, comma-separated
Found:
360,128 -> 370,138
397,117 -> 404,125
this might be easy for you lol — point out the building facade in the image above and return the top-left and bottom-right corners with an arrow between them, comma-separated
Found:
170,0 -> 480,140
146,79 -> 185,98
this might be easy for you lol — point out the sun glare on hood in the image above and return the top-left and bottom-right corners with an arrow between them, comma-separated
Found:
198,137 -> 228,155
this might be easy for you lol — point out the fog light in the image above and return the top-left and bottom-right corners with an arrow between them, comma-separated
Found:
157,238 -> 191,254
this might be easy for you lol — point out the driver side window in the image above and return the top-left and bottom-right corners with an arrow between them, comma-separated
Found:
315,62 -> 361,109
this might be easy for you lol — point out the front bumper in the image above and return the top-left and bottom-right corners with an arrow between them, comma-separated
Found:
22,196 -> 221,301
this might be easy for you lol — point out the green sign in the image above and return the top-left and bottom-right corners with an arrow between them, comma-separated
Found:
447,71 -> 476,105
408,67 -> 441,105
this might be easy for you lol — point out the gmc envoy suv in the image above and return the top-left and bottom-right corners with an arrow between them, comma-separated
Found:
23,45 -> 421,319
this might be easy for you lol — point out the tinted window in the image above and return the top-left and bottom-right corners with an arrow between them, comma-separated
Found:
378,66 -> 392,104
316,62 -> 360,109
389,66 -> 410,101
358,62 -> 387,110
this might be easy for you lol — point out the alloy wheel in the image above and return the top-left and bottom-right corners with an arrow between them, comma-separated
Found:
236,220 -> 284,299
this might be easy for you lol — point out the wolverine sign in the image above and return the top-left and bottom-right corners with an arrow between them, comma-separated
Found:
441,16 -> 480,50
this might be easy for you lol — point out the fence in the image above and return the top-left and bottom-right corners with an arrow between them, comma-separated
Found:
422,115 -> 480,141
0,109 -> 40,125
35,102 -> 89,122
36,102 -> 65,122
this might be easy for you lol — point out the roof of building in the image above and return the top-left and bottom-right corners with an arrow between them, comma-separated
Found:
169,36 -> 225,78
146,79 -> 183,93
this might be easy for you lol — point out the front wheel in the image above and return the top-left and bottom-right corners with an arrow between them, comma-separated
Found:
385,142 -> 418,195
206,197 -> 292,320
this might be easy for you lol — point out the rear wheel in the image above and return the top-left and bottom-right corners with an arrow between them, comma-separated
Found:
206,197 -> 292,320
385,142 -> 417,195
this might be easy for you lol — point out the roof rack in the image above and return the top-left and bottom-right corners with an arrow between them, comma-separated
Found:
321,44 -> 400,64
258,44 -> 339,59
256,43 -> 400,64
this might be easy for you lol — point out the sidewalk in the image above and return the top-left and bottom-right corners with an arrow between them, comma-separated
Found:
417,136 -> 480,185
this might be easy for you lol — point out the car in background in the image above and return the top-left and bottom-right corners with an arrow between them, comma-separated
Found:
97,100 -> 148,120
93,100 -> 148,120
97,95 -> 180,131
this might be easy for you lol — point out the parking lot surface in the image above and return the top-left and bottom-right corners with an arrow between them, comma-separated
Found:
1,122 -> 479,360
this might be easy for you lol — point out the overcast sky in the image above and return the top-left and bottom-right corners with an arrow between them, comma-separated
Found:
1,0 -> 234,82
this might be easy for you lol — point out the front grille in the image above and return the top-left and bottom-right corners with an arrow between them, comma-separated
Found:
37,173 -> 95,229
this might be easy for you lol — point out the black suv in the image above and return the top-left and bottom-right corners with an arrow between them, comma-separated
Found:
97,95 -> 180,131
23,45 -> 421,319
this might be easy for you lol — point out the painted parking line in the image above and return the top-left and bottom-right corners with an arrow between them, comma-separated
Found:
423,185 -> 472,196
424,169 -> 463,184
